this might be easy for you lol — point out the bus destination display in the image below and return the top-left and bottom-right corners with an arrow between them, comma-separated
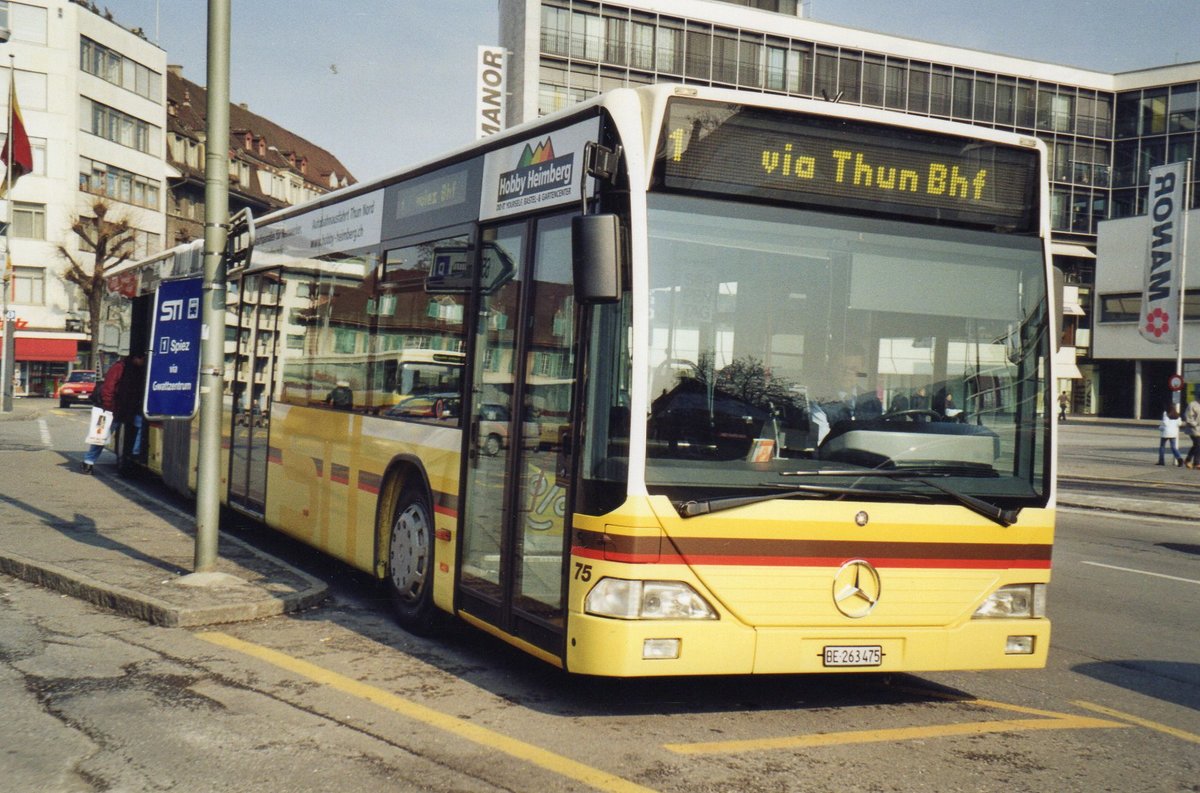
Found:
656,99 -> 1039,231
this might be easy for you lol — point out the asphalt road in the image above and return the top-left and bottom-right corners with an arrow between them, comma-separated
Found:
0,403 -> 1195,792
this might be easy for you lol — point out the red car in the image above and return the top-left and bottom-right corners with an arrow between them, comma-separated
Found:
58,370 -> 97,408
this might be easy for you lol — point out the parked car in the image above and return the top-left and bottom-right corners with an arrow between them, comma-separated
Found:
57,370 -> 98,408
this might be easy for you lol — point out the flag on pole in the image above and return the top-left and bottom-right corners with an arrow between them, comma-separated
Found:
0,77 -> 32,198
1138,162 -> 1187,345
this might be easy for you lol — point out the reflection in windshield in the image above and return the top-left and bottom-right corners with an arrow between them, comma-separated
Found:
644,193 -> 1049,504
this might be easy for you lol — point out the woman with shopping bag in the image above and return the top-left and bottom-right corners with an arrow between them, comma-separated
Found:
79,352 -> 145,474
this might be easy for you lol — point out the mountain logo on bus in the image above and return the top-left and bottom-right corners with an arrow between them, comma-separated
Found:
496,136 -> 575,206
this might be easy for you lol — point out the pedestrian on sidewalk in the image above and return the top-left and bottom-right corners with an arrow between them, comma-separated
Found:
1156,403 -> 1185,467
80,352 -> 146,474
1183,396 -> 1200,469
1058,392 -> 1069,422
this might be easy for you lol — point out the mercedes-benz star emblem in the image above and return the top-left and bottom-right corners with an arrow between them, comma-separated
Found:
832,559 -> 882,618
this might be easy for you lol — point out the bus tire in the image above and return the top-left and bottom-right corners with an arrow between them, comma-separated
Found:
386,483 -> 438,634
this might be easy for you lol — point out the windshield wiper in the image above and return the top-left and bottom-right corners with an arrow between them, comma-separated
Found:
676,482 -> 933,518
677,469 -> 1020,526
779,469 -> 1020,527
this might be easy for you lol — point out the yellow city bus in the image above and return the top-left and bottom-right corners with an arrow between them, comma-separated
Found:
112,85 -> 1057,676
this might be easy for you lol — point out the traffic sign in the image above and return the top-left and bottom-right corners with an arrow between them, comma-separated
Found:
145,276 -> 203,419
1168,373 -> 1184,392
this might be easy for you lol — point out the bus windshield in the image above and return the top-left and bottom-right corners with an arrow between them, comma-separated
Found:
643,193 -> 1049,506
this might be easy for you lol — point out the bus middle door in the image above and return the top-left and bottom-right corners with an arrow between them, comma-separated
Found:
460,215 -> 577,658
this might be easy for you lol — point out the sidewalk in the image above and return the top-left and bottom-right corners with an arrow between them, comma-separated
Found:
0,401 -> 327,627
0,403 -> 1190,629
1054,415 -> 1197,520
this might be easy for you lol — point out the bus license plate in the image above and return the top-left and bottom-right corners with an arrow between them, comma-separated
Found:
823,645 -> 882,667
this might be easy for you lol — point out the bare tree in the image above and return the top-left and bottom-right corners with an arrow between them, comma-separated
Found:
57,199 -> 138,372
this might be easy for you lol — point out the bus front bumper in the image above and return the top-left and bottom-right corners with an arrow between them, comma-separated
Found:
564,613 -> 1050,677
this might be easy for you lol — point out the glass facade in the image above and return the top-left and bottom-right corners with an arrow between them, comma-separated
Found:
534,0 -> 1200,240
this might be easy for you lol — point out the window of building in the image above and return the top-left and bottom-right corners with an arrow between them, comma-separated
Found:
79,96 -> 162,155
929,65 -> 952,117
861,54 -> 884,107
11,266 -> 43,305
952,71 -> 973,119
80,37 -> 163,102
837,50 -> 862,103
712,29 -> 738,84
1038,87 -> 1073,132
541,5 -> 569,56
571,9 -> 603,61
737,31 -> 762,88
3,1 -> 47,45
765,44 -> 787,92
1076,90 -> 1113,137
1099,293 -> 1140,322
973,75 -> 995,123
908,63 -> 930,114
788,45 -> 810,95
656,21 -> 683,74
814,46 -> 837,99
603,13 -> 627,65
995,77 -> 1016,126
1015,80 -> 1037,128
685,24 -> 712,81
12,202 -> 44,239
1115,91 -> 1141,138
79,157 -> 162,210
1168,83 -> 1198,133
629,19 -> 654,70
884,61 -> 906,110
1139,88 -> 1168,136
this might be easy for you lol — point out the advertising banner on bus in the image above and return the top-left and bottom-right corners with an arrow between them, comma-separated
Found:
479,117 -> 598,220
256,188 -> 385,260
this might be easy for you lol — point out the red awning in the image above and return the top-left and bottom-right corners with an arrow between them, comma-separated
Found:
14,338 -> 78,362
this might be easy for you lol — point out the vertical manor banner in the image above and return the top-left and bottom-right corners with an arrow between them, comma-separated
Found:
1139,162 -> 1187,345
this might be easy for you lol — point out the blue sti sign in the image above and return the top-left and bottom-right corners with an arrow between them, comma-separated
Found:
145,276 -> 203,419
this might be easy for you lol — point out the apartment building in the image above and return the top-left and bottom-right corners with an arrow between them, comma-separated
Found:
499,0 -> 1200,416
1,0 -> 166,396
165,65 -> 355,248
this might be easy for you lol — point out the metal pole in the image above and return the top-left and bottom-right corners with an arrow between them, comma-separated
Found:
1175,158 -> 1193,407
195,0 -> 230,572
2,53 -> 15,414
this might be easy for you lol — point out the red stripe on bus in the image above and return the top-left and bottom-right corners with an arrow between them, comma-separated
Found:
571,546 -> 1052,569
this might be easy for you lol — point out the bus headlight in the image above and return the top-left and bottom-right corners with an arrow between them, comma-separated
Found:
972,584 -> 1046,619
585,578 -> 718,620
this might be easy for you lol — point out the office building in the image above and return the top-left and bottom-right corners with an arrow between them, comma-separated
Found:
1,0 -> 167,395
499,0 -> 1200,416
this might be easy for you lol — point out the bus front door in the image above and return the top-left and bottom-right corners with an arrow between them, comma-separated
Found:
228,272 -> 281,517
460,216 -> 576,658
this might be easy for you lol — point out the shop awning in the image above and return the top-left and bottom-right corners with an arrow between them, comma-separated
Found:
1050,242 -> 1096,259
1058,362 -> 1083,379
15,338 -> 78,362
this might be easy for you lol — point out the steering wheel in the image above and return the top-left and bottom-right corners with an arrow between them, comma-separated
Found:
883,408 -> 941,421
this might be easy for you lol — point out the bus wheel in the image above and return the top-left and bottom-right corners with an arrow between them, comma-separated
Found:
386,484 -> 437,634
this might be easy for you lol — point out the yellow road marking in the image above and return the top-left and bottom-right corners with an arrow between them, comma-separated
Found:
1075,701 -> 1200,745
197,631 -> 657,793
666,687 -> 1130,755
665,714 -> 1124,755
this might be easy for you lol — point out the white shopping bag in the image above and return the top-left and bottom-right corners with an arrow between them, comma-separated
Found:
85,407 -> 114,446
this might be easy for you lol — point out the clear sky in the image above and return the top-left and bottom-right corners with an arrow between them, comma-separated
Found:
100,0 -> 1200,181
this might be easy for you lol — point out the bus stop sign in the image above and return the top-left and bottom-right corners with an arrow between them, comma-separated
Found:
145,276 -> 203,419
1168,373 -> 1184,392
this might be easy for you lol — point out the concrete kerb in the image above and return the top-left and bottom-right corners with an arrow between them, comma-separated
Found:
0,531 -> 329,628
